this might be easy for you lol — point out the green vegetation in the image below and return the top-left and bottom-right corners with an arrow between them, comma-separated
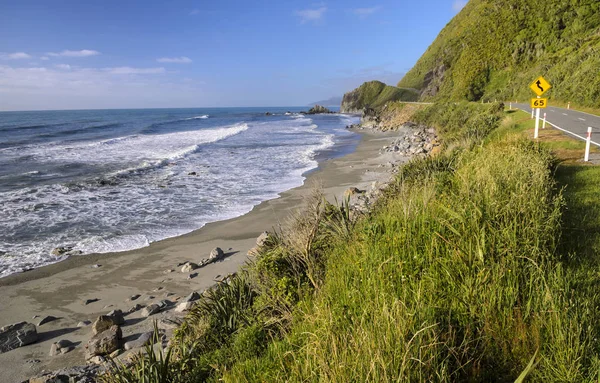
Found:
102,102 -> 600,382
397,0 -> 600,108
340,80 -> 419,112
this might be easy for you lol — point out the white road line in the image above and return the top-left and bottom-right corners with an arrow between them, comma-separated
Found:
578,118 -> 586,121
562,113 -> 568,116
516,108 -> 600,147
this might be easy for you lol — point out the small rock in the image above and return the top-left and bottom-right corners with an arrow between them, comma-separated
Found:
188,171 -> 197,176
164,292 -> 175,297
109,349 -> 121,358
187,273 -> 198,280
129,294 -> 141,301
214,274 -> 222,281
181,262 -> 198,273
157,300 -> 171,309
38,315 -> 58,326
209,247 -> 224,260
141,304 -> 161,317
153,286 -> 164,292
91,264 -> 101,268
0,322 -> 38,353
181,291 -> 200,303
145,295 -> 155,300
77,321 -> 91,327
164,269 -> 175,273
256,232 -> 269,247
175,301 -> 195,313
87,355 -> 106,365
82,298 -> 99,305
157,317 -> 183,330
127,304 -> 144,314
124,331 -> 154,351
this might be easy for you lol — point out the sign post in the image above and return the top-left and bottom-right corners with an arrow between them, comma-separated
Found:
529,76 -> 552,138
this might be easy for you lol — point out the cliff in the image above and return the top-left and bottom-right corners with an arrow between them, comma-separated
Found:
340,81 -> 419,113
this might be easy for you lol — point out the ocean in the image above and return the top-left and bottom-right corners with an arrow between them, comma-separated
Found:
0,107 -> 360,277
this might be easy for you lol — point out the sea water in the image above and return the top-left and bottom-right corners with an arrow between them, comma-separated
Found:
0,107 -> 360,277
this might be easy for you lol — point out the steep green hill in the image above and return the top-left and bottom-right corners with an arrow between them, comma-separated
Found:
398,0 -> 600,107
340,80 -> 419,112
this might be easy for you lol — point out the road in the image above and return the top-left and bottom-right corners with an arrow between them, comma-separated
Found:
512,103 -> 600,147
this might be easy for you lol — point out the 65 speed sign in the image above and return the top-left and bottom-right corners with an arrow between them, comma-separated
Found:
530,98 -> 548,109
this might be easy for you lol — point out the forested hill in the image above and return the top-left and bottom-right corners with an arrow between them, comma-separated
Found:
397,0 -> 600,107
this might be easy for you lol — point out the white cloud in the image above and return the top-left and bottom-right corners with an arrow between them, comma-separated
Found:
190,9 -> 200,15
156,56 -> 192,64
296,6 -> 327,24
40,56 -> 49,61
1,52 -> 32,60
105,66 -> 166,75
452,0 -> 468,11
0,64 -> 198,110
352,6 -> 381,17
55,64 -> 71,70
47,49 -> 100,57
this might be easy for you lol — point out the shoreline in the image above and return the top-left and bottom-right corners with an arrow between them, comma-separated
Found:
0,127 -> 408,383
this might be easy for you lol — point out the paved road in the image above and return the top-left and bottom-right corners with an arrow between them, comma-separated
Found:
512,103 -> 600,147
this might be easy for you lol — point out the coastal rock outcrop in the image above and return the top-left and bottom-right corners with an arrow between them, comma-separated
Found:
0,322 -> 38,353
248,232 -> 271,256
49,340 -> 73,356
306,105 -> 333,114
124,331 -> 154,351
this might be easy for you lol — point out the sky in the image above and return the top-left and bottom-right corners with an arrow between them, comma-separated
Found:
0,0 -> 468,111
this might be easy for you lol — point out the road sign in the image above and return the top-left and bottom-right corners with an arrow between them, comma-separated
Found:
530,76 -> 551,96
531,98 -> 548,109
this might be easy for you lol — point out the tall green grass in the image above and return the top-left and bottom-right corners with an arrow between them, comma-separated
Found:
102,103 -> 600,382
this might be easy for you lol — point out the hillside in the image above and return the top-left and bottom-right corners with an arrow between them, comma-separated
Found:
340,80 -> 419,113
397,0 -> 600,107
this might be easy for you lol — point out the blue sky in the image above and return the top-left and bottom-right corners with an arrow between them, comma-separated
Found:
0,0 -> 467,111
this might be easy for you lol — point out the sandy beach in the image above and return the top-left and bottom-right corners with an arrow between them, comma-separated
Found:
0,128 -> 409,383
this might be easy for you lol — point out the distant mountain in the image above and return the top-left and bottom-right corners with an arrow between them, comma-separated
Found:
307,96 -> 343,107
397,0 -> 600,107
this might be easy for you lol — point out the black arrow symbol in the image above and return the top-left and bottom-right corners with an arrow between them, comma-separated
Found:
536,80 -> 544,92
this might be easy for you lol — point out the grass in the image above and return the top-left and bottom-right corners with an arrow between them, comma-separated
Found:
102,103 -> 600,382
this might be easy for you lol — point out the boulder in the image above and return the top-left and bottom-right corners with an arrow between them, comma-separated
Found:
106,310 -> 125,325
0,322 -> 38,353
82,298 -> 99,305
29,375 -> 71,383
91,315 -> 121,335
86,325 -> 121,357
124,331 -> 154,351
141,304 -> 161,317
49,340 -> 73,356
128,294 -> 141,301
181,262 -> 198,273
209,247 -> 225,260
38,315 -> 59,326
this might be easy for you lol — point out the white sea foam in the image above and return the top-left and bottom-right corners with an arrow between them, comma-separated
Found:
184,115 -> 209,120
0,114 -> 356,278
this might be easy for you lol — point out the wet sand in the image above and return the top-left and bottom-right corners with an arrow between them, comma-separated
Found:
0,128 -> 408,383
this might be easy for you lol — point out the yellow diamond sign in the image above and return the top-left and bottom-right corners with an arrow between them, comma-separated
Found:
530,76 -> 551,97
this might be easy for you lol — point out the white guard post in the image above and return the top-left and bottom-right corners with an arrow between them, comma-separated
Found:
585,127 -> 592,162
542,112 -> 546,129
531,108 -> 534,119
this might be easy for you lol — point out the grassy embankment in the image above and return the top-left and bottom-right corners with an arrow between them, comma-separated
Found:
397,0 -> 600,108
103,103 -> 600,382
